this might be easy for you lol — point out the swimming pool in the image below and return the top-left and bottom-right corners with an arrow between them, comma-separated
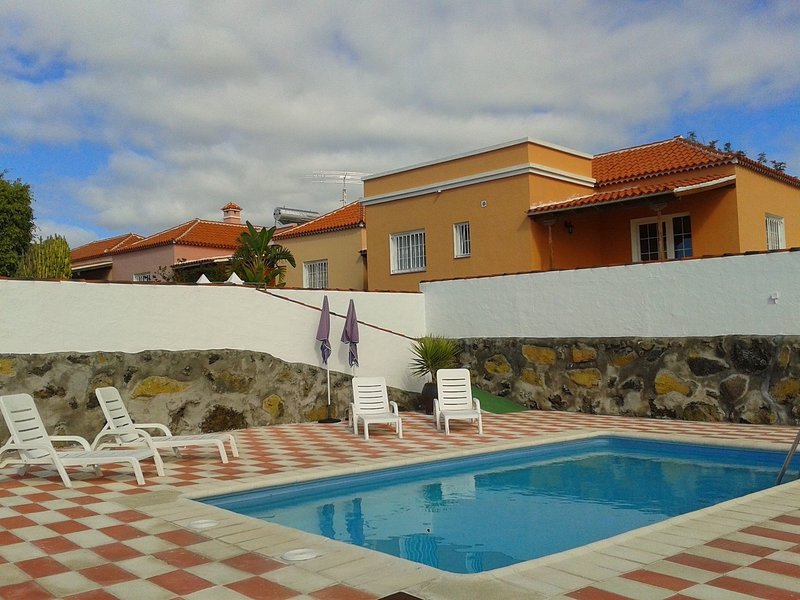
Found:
203,436 -> 796,574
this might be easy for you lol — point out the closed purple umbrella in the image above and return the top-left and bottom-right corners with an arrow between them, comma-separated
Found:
316,296 -> 338,423
341,299 -> 359,368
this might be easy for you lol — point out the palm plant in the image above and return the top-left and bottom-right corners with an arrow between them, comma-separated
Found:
230,221 -> 296,288
410,336 -> 460,383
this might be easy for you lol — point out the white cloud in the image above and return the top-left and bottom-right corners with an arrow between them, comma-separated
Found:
1,0 -> 799,245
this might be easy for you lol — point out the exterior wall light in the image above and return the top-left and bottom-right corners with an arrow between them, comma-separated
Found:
564,221 -> 574,235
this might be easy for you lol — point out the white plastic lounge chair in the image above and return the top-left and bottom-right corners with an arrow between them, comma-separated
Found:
92,386 -> 239,463
0,393 -> 164,488
434,369 -> 483,435
351,377 -> 403,441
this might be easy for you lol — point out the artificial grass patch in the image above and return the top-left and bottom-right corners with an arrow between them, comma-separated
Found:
471,386 -> 526,414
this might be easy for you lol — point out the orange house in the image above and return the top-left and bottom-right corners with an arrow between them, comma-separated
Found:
362,137 -> 800,292
273,201 -> 367,290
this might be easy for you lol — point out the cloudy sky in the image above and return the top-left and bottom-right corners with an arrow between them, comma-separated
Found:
2,0 -> 799,248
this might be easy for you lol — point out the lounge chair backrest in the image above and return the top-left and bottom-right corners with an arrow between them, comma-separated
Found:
352,377 -> 391,415
436,369 -> 473,411
95,386 -> 139,444
0,393 -> 54,460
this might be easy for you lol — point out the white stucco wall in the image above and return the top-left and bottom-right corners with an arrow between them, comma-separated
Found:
421,251 -> 800,338
0,281 -> 427,391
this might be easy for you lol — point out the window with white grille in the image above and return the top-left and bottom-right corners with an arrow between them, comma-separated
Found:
133,272 -> 153,282
453,222 -> 471,258
630,213 -> 693,262
303,260 -> 328,289
390,230 -> 426,274
766,214 -> 786,250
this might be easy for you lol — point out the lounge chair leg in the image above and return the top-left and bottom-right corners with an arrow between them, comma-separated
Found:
54,464 -> 72,488
228,435 -> 239,458
216,441 -> 229,464
364,424 -> 370,441
130,460 -> 145,485
17,465 -> 30,476
397,421 -> 403,439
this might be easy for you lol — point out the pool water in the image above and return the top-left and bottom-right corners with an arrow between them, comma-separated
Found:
203,436 -> 796,574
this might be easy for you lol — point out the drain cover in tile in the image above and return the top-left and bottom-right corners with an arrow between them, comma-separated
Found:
281,548 -> 320,561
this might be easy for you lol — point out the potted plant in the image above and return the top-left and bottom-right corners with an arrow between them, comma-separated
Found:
410,336 -> 460,414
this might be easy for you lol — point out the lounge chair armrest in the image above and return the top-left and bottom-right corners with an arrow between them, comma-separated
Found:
49,435 -> 91,451
389,401 -> 399,414
472,398 -> 481,411
132,423 -> 173,436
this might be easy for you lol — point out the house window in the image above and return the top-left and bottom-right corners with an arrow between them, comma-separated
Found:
766,214 -> 786,250
133,272 -> 153,282
631,214 -> 693,262
303,260 -> 328,289
453,222 -> 471,258
390,230 -> 426,274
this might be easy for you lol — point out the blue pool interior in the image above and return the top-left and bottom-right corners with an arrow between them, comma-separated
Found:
202,436 -> 800,574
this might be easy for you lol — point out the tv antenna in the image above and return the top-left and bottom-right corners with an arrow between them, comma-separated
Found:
306,171 -> 369,205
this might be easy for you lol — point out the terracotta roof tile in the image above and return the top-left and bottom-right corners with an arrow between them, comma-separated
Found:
70,233 -> 144,262
529,174 -> 734,215
593,137 -> 731,185
112,220 -> 254,254
273,201 -> 365,240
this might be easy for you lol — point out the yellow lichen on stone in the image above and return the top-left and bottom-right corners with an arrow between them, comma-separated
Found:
262,394 -> 284,419
521,368 -> 543,387
131,376 -> 189,398
571,345 -> 597,364
778,347 -> 791,370
770,378 -> 800,403
521,345 -> 556,365
654,371 -> 690,396
567,368 -> 601,387
484,355 -> 512,375
611,351 -> 637,368
0,358 -> 16,376
305,405 -> 330,422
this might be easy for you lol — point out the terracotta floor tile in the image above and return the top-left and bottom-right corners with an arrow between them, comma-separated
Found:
567,586 -> 632,599
311,583 -> 378,599
622,569 -> 694,591
751,557 -> 800,577
34,536 -> 82,555
666,552 -> 738,574
0,531 -> 23,545
153,548 -> 211,568
774,515 -> 800,527
741,525 -> 800,544
157,529 -> 208,546
106,509 -> 147,523
709,575 -> 800,600
79,563 -> 137,586
17,556 -> 69,578
91,542 -> 144,561
0,515 -> 37,529
222,553 -> 284,575
46,520 -> 90,534
98,524 -> 146,541
706,537 -> 775,557
58,506 -> 97,519
148,569 -> 214,596
63,591 -> 119,600
226,575 -> 296,599
13,502 -> 50,514
0,580 -> 55,600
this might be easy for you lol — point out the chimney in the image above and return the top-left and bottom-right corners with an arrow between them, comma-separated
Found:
221,202 -> 242,224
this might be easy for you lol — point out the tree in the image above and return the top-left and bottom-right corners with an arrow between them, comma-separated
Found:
16,235 -> 71,279
0,172 -> 35,277
230,221 -> 296,287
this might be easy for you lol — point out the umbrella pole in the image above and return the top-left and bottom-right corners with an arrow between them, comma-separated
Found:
319,363 -> 340,423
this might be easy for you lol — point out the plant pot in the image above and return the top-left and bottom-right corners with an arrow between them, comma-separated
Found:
421,382 -> 437,415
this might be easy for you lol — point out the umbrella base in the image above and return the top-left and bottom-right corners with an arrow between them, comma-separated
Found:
318,417 -> 341,424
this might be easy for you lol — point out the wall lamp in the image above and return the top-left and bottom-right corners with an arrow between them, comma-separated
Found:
564,221 -> 574,235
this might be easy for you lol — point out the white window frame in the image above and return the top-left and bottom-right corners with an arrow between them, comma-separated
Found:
630,213 -> 692,262
453,222 -> 471,258
766,214 -> 786,250
133,272 -> 153,282
390,229 -> 426,274
303,259 -> 328,289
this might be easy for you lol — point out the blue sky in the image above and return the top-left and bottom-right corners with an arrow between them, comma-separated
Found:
1,0 -> 799,248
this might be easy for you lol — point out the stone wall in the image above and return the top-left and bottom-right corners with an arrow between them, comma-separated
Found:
461,336 -> 800,425
0,350 -> 418,441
